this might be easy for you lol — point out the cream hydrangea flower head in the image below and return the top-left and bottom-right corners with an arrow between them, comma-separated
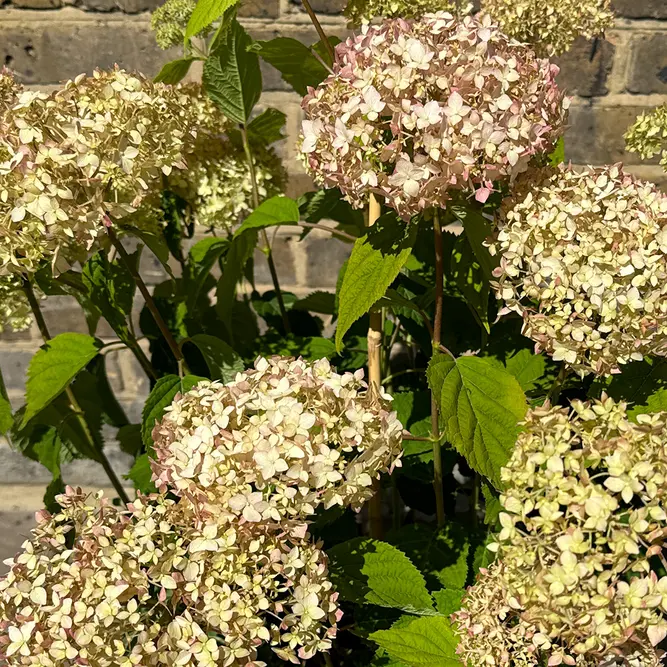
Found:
0,69 -> 226,275
454,397 -> 667,666
151,0 -> 203,50
344,0 -> 464,26
0,275 -> 32,334
626,105 -> 667,168
490,163 -> 667,376
298,11 -> 568,218
168,138 -> 286,233
480,0 -> 614,57
151,356 -> 404,525
0,486 -> 340,666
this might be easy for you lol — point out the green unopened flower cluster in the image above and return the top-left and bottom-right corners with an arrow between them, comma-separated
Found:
168,139 -> 286,233
480,0 -> 614,56
151,0 -> 210,50
454,397 -> 667,666
490,164 -> 667,376
344,0 -> 463,25
0,275 -> 31,334
626,105 -> 667,167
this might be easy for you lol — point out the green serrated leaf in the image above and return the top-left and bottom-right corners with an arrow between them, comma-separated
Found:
184,334 -> 244,381
327,537 -> 435,614
247,108 -> 286,145
427,354 -> 526,487
117,424 -> 142,457
482,483 -> 501,526
472,535 -> 497,573
126,453 -> 157,494
203,18 -> 261,124
628,388 -> 667,419
449,235 -> 489,333
122,226 -> 175,278
432,589 -> 465,616
142,374 -> 206,451
154,57 -> 199,84
549,137 -> 565,167
253,37 -> 330,96
592,358 -> 667,405
299,188 -> 364,231
370,616 -> 461,666
0,367 -> 12,436
504,349 -> 547,392
336,215 -> 416,351
23,334 -> 101,427
186,237 -> 229,311
451,206 -> 497,281
234,195 -> 299,237
185,0 -> 239,41
292,291 -> 336,315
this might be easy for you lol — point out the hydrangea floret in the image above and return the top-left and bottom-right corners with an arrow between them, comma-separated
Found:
0,68 -> 226,275
490,163 -> 667,376
480,0 -> 614,57
151,356 -> 404,526
626,105 -> 667,168
151,0 -> 211,50
344,0 -> 463,26
0,275 -> 32,334
298,11 -> 568,218
0,487 -> 340,666
454,397 -> 667,666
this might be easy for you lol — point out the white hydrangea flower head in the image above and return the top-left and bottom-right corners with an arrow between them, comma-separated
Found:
0,275 -> 32,334
151,0 -> 211,50
298,11 -> 568,218
626,105 -> 667,168
480,0 -> 614,57
0,487 -> 341,666
151,356 -> 404,525
490,164 -> 667,376
0,68 -> 226,275
455,397 -> 667,666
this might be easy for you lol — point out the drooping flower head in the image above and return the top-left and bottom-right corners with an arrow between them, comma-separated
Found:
298,11 -> 568,218
490,164 -> 667,376
0,487 -> 340,666
344,0 -> 464,26
626,104 -> 667,168
151,356 -> 404,526
0,68 -> 226,275
480,0 -> 614,57
454,397 -> 667,666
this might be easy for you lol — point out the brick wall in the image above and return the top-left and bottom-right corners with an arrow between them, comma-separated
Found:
0,0 -> 666,562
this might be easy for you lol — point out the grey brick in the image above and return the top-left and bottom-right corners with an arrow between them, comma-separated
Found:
290,0 -> 346,14
253,235 -> 297,286
238,0 -> 280,19
41,295 -> 91,336
305,236 -> 350,288
554,37 -> 615,97
612,0 -> 667,18
0,349 -> 35,392
565,105 -> 653,165
0,20 -> 179,85
627,33 -> 667,95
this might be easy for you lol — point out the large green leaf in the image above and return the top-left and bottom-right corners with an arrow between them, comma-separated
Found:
29,426 -> 65,512
252,37 -> 331,96
0,367 -> 12,436
299,188 -> 364,232
126,453 -> 157,494
292,291 -> 336,315
427,354 -> 526,487
336,215 -> 416,351
203,18 -> 261,124
628,388 -> 667,419
432,589 -> 465,616
233,196 -> 299,237
451,206 -> 497,281
216,230 -> 258,333
549,137 -> 565,167
154,57 -> 199,84
186,237 -> 229,311
22,334 -> 101,427
449,235 -> 489,333
370,616 -> 461,666
504,349 -> 547,392
185,0 -> 239,41
184,334 -> 244,381
247,108 -> 286,145
327,538 -> 435,615
141,374 -> 206,451
592,358 -> 667,405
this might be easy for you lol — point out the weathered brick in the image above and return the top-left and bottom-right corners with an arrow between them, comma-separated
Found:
253,235 -> 297,286
0,16 -> 179,84
10,0 -> 61,8
305,236 -> 350,288
78,0 -> 164,12
554,37 -> 615,97
612,0 -> 667,18
41,296 -> 91,335
291,0 -> 346,14
238,0 -> 280,19
627,33 -> 667,95
565,105 -> 652,165
0,349 -> 35,392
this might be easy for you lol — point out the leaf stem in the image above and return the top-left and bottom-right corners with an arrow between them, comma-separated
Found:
367,193 -> 384,539
301,0 -> 335,62
298,222 -> 356,242
106,224 -> 190,375
545,363 -> 570,406
21,277 -> 130,505
431,209 -> 446,528
240,124 -> 291,334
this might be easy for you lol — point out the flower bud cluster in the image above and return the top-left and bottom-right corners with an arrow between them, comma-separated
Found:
490,164 -> 667,376
151,356 -> 404,525
298,11 -> 568,218
344,0 -> 462,26
151,0 -> 211,50
0,275 -> 32,334
454,397 -> 667,665
480,0 -> 614,57
626,105 -> 667,168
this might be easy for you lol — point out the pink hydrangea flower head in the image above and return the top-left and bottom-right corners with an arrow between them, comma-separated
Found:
298,11 -> 569,218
